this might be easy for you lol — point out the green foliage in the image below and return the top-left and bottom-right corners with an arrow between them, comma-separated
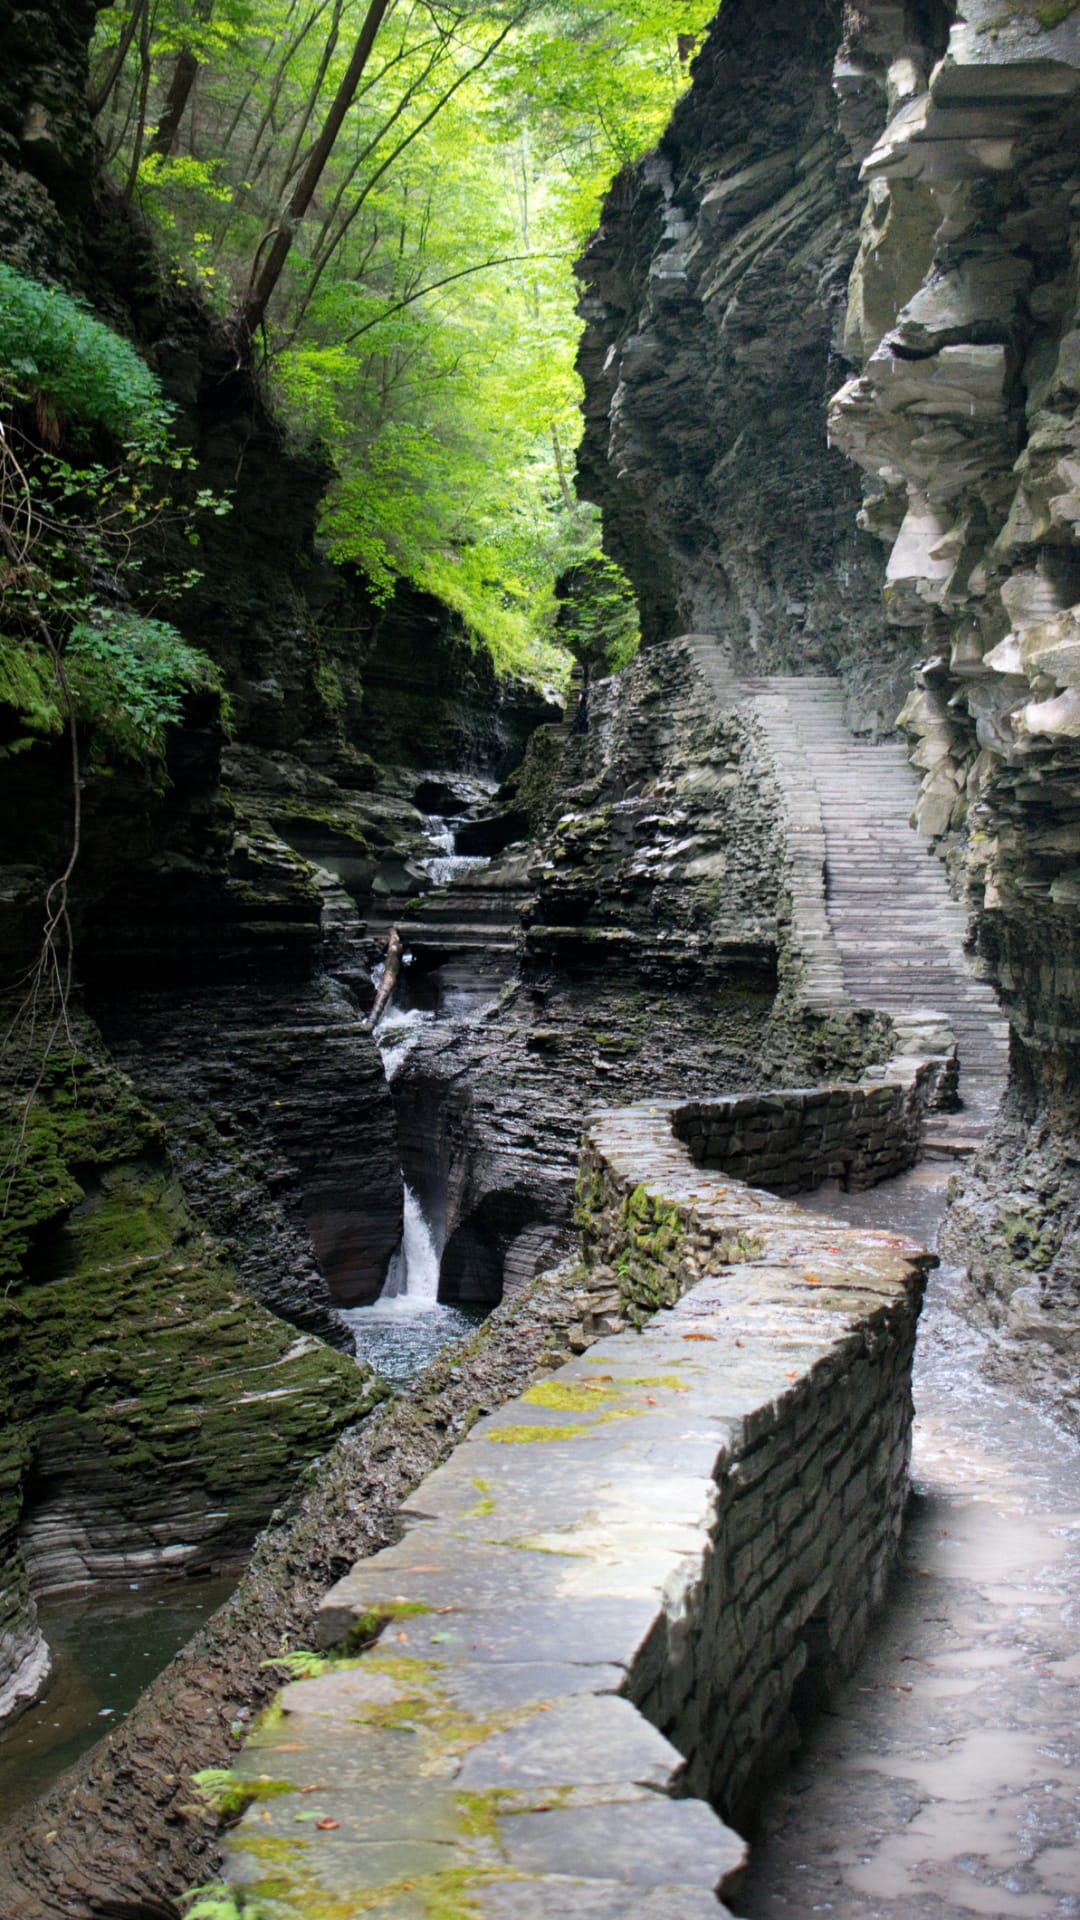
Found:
181,1882 -> 248,1920
258,1648 -> 332,1679
91,0 -> 716,676
0,319 -> 229,771
66,613 -> 223,761
553,510 -> 639,676
0,264 -> 172,449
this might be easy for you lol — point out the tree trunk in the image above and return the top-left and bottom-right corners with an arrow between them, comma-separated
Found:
146,47 -> 200,157
239,0 -> 393,343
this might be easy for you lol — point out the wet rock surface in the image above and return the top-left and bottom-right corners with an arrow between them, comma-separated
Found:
737,1160 -> 1080,1920
0,1262 -> 601,1916
217,1106 -> 931,1920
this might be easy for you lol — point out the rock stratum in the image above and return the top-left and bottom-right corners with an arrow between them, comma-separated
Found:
576,0 -> 1080,1427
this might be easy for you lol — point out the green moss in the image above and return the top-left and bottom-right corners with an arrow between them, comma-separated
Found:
342,1599 -> 433,1650
312,657 -> 347,732
192,1767 -> 299,1819
1,1015 -> 378,1643
522,1378 -> 621,1412
1036,0 -> 1078,24
0,636 -> 64,749
455,1788 -> 514,1846
484,1422 -> 589,1443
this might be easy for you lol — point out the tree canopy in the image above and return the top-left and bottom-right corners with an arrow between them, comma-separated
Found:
91,0 -> 716,676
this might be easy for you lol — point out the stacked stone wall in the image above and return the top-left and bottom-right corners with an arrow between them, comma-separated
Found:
217,1092 -> 934,1917
674,1061 -> 951,1198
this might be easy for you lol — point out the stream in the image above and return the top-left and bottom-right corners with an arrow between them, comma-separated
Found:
736,1160 -> 1080,1920
343,808 -> 493,1382
0,1573 -> 235,1825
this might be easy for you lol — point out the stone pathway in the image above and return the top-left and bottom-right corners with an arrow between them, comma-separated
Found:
735,1161 -> 1080,1920
734,664 -> 1009,1147
220,1103 -> 932,1920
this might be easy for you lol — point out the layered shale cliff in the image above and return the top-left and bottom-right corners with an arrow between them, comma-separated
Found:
577,0 -> 1080,1426
0,0 -> 553,1735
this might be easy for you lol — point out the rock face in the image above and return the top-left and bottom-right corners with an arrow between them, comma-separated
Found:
574,0 -> 939,735
826,0 -> 1080,1419
577,0 -> 1080,1427
0,0 -> 556,1740
373,634 -> 901,1313
0,1011 -> 382,1729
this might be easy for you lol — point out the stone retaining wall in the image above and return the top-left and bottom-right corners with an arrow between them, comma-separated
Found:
221,1096 -> 934,1919
672,1055 -> 952,1199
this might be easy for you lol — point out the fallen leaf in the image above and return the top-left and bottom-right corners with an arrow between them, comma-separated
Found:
259,1809 -> 272,1822
644,1395 -> 659,1405
315,1818 -> 339,1831
434,1605 -> 455,1615
300,1785 -> 321,1794
784,1370 -> 797,1378
803,1273 -> 821,1285
395,1630 -> 409,1642
682,1332 -> 715,1342
582,1375 -> 613,1383
268,1743 -> 306,1752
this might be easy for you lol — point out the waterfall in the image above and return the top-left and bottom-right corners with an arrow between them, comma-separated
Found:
361,807 -> 491,1320
379,1184 -> 440,1304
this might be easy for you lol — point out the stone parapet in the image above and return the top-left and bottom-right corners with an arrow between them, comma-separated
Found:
673,1054 -> 953,1199
221,1101 -> 933,1918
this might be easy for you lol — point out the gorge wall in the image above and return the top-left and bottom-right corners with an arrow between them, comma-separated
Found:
576,0 -> 1080,1427
0,0 -> 554,1732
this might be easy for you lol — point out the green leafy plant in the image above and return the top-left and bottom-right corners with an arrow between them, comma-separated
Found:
0,263 -> 173,449
0,276 -> 229,1144
66,613 -> 223,761
257,1648 -> 332,1679
181,1883 -> 248,1920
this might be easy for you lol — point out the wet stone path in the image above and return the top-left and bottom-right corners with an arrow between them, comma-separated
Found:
736,1162 -> 1080,1920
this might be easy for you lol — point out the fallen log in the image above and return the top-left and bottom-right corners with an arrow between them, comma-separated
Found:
366,924 -> 402,1029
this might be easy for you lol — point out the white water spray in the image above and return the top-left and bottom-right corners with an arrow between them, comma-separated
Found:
378,1183 -> 440,1306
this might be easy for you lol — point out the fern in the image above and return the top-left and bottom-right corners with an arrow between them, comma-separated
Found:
181,1884 -> 248,1920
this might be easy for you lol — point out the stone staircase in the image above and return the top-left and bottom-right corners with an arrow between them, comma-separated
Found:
736,670 -> 1009,1152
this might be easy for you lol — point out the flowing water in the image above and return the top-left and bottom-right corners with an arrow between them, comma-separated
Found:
0,1573 -> 236,1827
345,809 -> 493,1381
418,813 -> 490,889
341,1183 -> 484,1383
736,1161 -> 1080,1920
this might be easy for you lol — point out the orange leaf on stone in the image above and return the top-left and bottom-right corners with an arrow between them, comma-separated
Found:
315,1818 -> 339,1831
683,1333 -> 715,1342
